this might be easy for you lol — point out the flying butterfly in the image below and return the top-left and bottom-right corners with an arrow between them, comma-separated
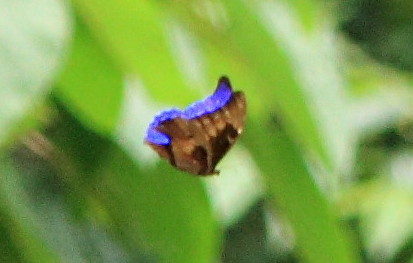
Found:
145,76 -> 246,176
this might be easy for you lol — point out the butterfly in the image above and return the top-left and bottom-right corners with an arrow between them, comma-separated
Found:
145,76 -> 246,176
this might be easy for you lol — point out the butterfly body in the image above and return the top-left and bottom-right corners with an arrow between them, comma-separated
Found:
145,77 -> 246,176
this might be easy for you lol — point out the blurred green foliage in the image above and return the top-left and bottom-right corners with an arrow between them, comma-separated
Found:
1,0 -> 413,262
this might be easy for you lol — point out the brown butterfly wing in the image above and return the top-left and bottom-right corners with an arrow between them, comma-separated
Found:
146,77 -> 246,176
184,90 -> 246,175
147,117 -> 209,175
147,92 -> 246,176
208,91 -> 246,173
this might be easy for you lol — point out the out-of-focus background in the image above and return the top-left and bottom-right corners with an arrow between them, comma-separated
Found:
1,0 -> 413,262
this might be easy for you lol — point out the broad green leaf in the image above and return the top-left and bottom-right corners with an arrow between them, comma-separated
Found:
56,20 -> 124,135
221,0 -> 333,169
256,0 -> 354,179
96,151 -> 219,263
0,0 -> 71,146
243,119 -> 360,263
71,0 -> 194,105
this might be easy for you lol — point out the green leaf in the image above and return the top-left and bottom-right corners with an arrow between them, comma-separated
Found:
243,119 -> 360,263
0,0 -> 71,146
96,150 -> 219,263
288,0 -> 320,32
56,20 -> 124,135
71,0 -> 193,105
221,0 -> 333,168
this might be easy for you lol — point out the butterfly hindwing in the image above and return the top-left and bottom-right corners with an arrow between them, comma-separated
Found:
209,91 -> 246,171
